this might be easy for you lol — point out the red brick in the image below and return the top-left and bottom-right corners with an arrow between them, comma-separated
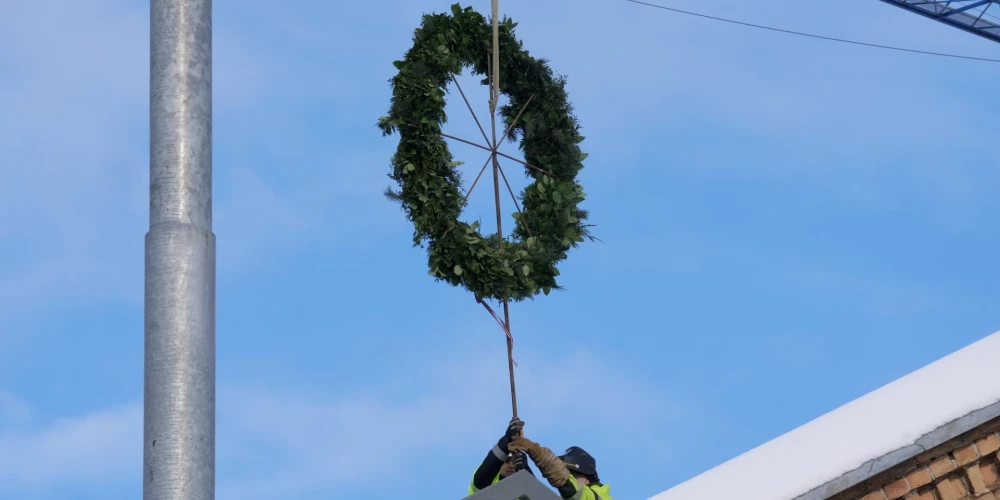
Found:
956,445 -> 981,466
885,478 -> 912,499
862,490 -> 888,500
981,462 -> 999,489
904,491 -> 935,500
967,465 -> 989,494
977,434 -> 1000,457
937,476 -> 969,500
932,456 -> 960,478
907,468 -> 934,489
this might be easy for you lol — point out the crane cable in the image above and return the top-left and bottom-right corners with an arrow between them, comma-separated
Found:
626,0 -> 1000,63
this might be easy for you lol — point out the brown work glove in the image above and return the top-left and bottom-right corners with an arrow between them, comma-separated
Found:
508,436 -> 571,488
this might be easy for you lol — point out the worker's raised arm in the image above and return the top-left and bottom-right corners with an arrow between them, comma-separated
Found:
468,419 -> 525,494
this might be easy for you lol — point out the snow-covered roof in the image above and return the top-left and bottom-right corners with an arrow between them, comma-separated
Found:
649,329 -> 1000,500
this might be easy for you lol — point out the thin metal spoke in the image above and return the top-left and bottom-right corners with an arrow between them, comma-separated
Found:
441,132 -> 491,153
441,152 -> 496,239
449,72 -> 492,147
495,157 -> 533,238
495,151 -> 555,178
464,153 -> 496,208
495,94 -> 534,147
440,132 -> 555,177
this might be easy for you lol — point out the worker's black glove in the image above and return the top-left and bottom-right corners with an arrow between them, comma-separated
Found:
497,418 -> 524,454
510,450 -> 529,472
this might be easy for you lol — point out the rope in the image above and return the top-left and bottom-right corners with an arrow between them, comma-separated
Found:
476,295 -> 518,367
511,438 -> 570,487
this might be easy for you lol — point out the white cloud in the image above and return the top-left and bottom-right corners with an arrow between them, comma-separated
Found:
214,167 -> 313,271
0,0 -> 147,317
0,402 -> 141,491
479,0 -> 998,198
0,345 -> 683,497
0,390 -> 31,425
218,345 -> 681,498
0,1 -> 376,316
5,0 -> 992,318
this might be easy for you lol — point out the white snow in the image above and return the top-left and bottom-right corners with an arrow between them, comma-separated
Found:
649,329 -> 1000,500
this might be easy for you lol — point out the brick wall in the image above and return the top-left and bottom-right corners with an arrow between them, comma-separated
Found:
834,422 -> 1000,500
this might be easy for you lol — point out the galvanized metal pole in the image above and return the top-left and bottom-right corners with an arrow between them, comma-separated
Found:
145,1 -> 215,499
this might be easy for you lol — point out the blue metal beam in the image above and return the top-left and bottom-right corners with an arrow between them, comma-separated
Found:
876,0 -> 1000,43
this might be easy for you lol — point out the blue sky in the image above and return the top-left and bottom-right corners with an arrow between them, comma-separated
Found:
1,0 -> 998,498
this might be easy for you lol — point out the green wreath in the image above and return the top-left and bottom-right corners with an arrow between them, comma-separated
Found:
377,4 -> 592,302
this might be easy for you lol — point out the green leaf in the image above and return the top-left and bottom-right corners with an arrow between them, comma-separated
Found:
579,152 -> 589,162
454,264 -> 463,276
542,286 -> 551,295
404,163 -> 416,173
522,264 -> 530,276
552,191 -> 563,204
392,60 -> 404,69
451,3 -> 461,16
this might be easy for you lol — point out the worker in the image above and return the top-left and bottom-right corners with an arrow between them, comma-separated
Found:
467,418 -> 535,495
509,436 -> 614,500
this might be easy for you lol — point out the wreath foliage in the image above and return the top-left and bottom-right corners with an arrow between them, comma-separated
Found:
377,3 -> 592,302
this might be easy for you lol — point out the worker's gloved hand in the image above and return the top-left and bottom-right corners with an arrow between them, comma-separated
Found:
510,450 -> 529,472
497,418 -> 524,454
507,435 -> 535,454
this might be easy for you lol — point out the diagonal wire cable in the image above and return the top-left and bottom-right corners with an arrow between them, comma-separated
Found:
441,132 -> 556,177
496,151 -> 555,177
495,157 -> 533,238
450,72 -> 492,146
495,94 -> 535,147
476,295 -> 517,366
441,152 -> 496,239
625,0 -> 1000,63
